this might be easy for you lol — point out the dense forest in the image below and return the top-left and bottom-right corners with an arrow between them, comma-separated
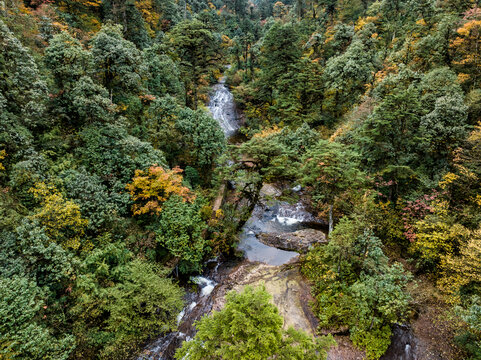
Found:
1,0 -> 481,358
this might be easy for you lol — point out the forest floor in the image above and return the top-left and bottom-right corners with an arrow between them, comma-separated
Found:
409,274 -> 465,360
327,336 -> 365,360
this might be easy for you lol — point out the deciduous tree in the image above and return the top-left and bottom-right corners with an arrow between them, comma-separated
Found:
126,165 -> 193,216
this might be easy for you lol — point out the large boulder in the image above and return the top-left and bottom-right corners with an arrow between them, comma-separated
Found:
258,228 -> 328,253
212,261 -> 319,335
260,183 -> 282,198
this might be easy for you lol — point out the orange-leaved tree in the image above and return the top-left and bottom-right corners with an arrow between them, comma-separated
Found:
451,7 -> 481,87
126,166 -> 194,216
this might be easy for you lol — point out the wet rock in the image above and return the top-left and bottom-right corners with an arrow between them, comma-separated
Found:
212,183 -> 226,211
381,324 -> 418,360
258,228 -> 328,253
227,180 -> 236,190
292,184 -> 302,192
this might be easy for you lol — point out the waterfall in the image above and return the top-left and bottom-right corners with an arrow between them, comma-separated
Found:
208,76 -> 239,137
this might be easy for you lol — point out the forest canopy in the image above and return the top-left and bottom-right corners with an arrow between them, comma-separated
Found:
2,0 -> 481,358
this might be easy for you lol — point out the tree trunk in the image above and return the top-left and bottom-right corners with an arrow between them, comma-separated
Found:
328,204 -> 334,235
244,43 -> 248,69
235,181 -> 263,231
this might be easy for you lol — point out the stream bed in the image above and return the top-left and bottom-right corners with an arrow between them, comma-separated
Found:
138,194 -> 323,360
138,73 -> 421,360
237,200 -> 315,265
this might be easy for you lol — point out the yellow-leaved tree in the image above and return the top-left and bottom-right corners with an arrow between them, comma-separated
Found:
439,228 -> 481,303
126,166 -> 194,216
29,182 -> 89,251
0,150 -> 6,171
410,200 -> 470,269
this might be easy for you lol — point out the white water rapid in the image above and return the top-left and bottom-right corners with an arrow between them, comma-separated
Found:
208,76 -> 239,136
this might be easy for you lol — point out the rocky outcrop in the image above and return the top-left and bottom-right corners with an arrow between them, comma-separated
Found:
258,228 -> 328,253
260,183 -> 282,199
212,261 -> 319,335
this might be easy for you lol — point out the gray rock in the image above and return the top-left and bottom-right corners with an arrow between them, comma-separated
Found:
292,184 -> 302,192
258,228 -> 328,253
260,183 -> 282,198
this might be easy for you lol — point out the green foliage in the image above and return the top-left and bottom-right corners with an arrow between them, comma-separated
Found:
15,219 -> 76,290
77,123 -> 167,211
4,0 -> 481,358
156,196 -> 207,273
175,286 -> 335,360
142,97 -> 224,170
0,231 -> 26,278
301,140 -> 365,208
44,31 -> 90,89
324,36 -> 377,110
69,76 -> 115,125
144,94 -> 183,156
44,30 -> 118,128
455,298 -> 481,359
349,266 -> 412,358
0,188 -> 25,230
102,260 -> 184,358
358,86 -> 425,172
420,94 -> 468,156
350,326 -> 392,360
301,139 -> 366,232
261,22 -> 301,84
143,44 -> 184,99
0,276 -> 75,359
0,21 -> 46,167
59,169 -> 120,231
175,108 -> 226,171
169,19 -> 220,108
302,218 -> 412,358
90,23 -> 143,97
233,128 -> 299,182
8,152 -> 49,206
0,20 -> 48,130
122,2 -> 152,49
71,243 -> 183,359
184,165 -> 200,188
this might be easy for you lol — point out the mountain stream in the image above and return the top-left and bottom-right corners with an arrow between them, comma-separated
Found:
138,72 -> 419,360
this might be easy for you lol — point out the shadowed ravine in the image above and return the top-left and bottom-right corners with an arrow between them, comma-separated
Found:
138,73 -> 419,360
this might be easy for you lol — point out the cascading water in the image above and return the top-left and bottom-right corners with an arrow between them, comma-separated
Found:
208,75 -> 239,136
139,71 -> 420,360
237,201 -> 318,265
138,73 -> 241,360
139,74 -> 323,358
138,273 -> 218,360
